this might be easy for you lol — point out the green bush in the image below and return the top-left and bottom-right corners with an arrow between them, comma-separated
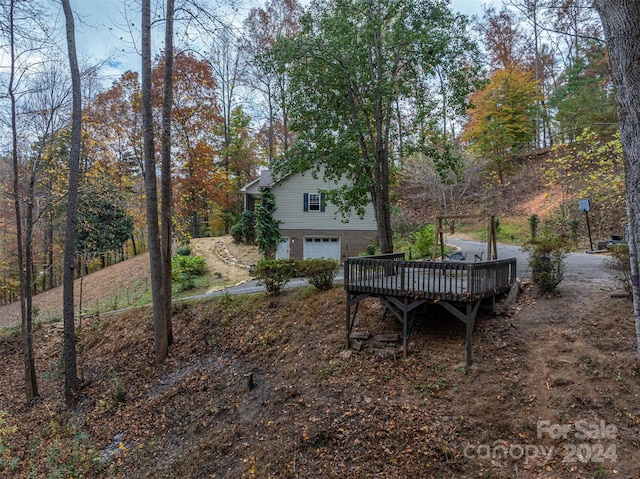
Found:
300,258 -> 340,291
172,254 -> 207,290
413,224 -> 435,258
253,259 -> 296,295
230,210 -> 256,244
175,245 -> 191,256
523,232 -> 569,293
363,243 -> 377,256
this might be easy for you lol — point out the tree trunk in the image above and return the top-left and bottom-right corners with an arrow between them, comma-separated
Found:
594,0 -> 640,359
161,0 -> 175,347
61,0 -> 81,408
43,199 -> 54,291
9,0 -> 38,405
142,0 -> 168,364
373,19 -> 393,255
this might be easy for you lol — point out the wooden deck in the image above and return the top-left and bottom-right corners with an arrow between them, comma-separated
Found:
344,253 -> 517,365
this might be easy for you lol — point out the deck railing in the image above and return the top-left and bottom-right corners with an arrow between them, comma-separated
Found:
344,256 -> 517,302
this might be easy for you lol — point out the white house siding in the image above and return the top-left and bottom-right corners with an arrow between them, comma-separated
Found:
271,170 -> 377,231
241,167 -> 378,260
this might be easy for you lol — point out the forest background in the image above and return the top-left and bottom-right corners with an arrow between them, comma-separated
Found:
2,0 -> 640,477
0,0 -> 624,304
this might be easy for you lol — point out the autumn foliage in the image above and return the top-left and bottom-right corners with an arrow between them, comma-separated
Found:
462,65 -> 542,184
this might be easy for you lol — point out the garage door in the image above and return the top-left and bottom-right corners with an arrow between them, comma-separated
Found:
304,237 -> 340,260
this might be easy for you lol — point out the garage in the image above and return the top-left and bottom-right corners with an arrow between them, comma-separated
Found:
303,237 -> 341,260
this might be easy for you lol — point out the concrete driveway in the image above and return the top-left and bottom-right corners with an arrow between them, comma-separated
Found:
448,238 -> 615,286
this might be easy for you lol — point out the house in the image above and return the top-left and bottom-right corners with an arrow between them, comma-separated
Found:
240,168 -> 378,261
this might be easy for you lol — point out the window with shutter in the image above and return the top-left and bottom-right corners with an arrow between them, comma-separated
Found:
304,192 -> 323,212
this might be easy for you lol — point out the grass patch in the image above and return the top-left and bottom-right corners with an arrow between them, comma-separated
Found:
0,325 -> 21,337
454,217 -> 530,245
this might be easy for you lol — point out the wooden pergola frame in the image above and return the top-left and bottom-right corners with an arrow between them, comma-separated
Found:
432,215 -> 498,262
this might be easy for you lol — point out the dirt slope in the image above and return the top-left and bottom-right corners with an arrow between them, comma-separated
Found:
1,241 -> 638,478
0,236 -> 262,330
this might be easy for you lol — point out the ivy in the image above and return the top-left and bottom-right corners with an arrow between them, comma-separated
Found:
255,187 -> 281,259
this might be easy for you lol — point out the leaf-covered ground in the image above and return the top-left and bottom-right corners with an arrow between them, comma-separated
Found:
1,250 -> 639,478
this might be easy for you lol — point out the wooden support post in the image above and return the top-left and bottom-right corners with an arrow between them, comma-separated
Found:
346,297 -> 351,350
465,303 -> 475,367
402,297 -> 409,359
439,300 -> 481,366
433,217 -> 441,261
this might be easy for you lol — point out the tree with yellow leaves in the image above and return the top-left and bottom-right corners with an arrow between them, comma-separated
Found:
462,65 -> 542,184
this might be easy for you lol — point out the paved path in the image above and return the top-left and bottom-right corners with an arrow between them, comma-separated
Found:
448,238 -> 615,287
180,239 -> 616,304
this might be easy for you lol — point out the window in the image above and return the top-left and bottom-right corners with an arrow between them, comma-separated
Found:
303,193 -> 325,212
308,193 -> 321,211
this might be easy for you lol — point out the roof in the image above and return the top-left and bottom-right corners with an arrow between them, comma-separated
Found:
240,169 -> 282,192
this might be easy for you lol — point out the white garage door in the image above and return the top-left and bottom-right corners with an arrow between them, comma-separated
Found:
304,237 -> 340,260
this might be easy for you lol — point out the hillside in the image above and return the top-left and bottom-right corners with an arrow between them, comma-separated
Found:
0,236 -> 262,330
1,254 -> 637,478
1,156 -> 637,478
400,150 -> 625,247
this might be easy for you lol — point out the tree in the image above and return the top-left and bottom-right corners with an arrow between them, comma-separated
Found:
593,0 -> 640,359
400,151 -> 486,221
545,128 -> 625,234
75,181 -> 134,266
161,0 -> 175,350
152,53 -> 223,238
548,41 -> 618,142
242,0 -> 303,163
274,0 -> 480,254
61,0 -> 81,407
85,71 -> 144,172
506,0 -> 545,147
5,0 -> 39,405
214,106 -> 260,231
462,66 -> 542,184
546,0 -> 602,65
477,6 -> 529,72
141,0 -> 167,364
84,71 -> 147,252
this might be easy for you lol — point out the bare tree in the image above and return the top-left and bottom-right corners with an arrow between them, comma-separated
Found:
61,0 -> 82,407
142,0 -> 168,363
2,0 -> 64,405
209,24 -> 242,176
161,0 -> 175,347
6,0 -> 38,405
593,0 -> 640,359
401,153 -> 486,223
241,0 -> 303,162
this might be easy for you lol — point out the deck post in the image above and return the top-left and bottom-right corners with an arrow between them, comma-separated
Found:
402,297 -> 409,358
464,301 -> 481,366
346,297 -> 351,350
465,302 -> 474,366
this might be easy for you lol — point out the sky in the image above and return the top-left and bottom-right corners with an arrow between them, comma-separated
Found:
70,0 -> 499,85
72,0 -> 142,82
451,0 -> 497,18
